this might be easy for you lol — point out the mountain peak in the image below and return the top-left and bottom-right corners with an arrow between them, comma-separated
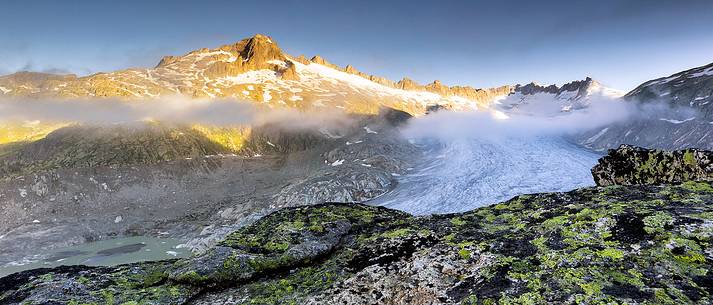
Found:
309,55 -> 340,70
155,34 -> 285,69
249,33 -> 273,43
234,34 -> 283,62
559,77 -> 594,92
397,77 -> 420,90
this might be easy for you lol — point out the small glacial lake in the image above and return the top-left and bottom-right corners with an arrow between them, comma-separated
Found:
0,236 -> 189,277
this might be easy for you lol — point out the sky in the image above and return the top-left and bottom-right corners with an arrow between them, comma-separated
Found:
1,0 -> 712,91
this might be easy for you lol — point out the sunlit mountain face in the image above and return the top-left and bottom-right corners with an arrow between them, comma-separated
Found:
1,1 -> 713,304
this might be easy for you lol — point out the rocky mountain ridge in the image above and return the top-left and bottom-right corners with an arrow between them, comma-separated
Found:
0,34 -> 511,115
496,76 -> 623,117
626,62 -> 713,118
515,77 -> 596,96
578,61 -> 713,151
0,34 -> 627,152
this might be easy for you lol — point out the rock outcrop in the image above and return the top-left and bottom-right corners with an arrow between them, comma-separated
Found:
513,82 -> 559,95
592,144 -> 713,186
3,182 -> 713,304
513,77 -> 600,98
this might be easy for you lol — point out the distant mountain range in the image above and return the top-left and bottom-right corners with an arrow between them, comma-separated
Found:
0,34 -> 711,150
0,34 -> 512,115
0,34 -> 623,116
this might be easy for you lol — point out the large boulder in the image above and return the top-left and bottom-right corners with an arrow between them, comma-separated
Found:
592,144 -> 713,186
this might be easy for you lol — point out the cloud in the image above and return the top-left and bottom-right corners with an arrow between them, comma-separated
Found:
401,93 -> 693,141
0,95 -> 353,130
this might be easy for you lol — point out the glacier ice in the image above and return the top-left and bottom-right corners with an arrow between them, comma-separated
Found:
369,136 -> 601,215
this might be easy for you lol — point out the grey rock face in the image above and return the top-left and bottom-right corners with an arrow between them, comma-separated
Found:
275,167 -> 393,206
514,77 -> 597,97
273,111 -> 418,208
303,243 -> 492,305
626,62 -> 713,118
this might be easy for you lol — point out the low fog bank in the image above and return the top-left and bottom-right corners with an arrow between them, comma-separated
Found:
376,94 -> 705,214
0,95 -> 355,131
402,95 -> 700,141
0,93 -> 699,143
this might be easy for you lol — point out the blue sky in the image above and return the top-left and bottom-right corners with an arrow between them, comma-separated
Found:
2,0 -> 712,91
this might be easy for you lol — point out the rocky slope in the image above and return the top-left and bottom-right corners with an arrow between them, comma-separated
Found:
0,109 -> 419,266
627,62 -> 713,118
0,34 -> 511,116
2,146 -> 713,304
579,62 -> 713,150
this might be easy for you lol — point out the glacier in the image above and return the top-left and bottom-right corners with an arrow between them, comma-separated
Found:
369,136 -> 602,214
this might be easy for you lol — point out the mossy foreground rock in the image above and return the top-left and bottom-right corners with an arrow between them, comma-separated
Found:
592,144 -> 712,186
2,181 -> 713,304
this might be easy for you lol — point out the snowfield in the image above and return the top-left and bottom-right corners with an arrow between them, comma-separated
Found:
370,136 -> 601,214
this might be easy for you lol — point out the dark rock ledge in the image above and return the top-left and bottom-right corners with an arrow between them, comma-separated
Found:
592,144 -> 712,186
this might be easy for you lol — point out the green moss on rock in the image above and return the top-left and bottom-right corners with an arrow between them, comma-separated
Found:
3,182 -> 713,304
592,144 -> 712,186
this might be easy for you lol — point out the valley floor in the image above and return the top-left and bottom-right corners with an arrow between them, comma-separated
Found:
0,129 -> 606,276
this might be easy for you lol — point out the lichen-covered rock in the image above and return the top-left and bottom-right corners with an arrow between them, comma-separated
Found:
0,262 -> 200,304
3,181 -> 713,304
592,144 -> 713,186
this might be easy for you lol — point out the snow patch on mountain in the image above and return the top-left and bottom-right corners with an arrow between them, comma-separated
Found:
293,61 -> 480,110
689,66 -> 713,78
